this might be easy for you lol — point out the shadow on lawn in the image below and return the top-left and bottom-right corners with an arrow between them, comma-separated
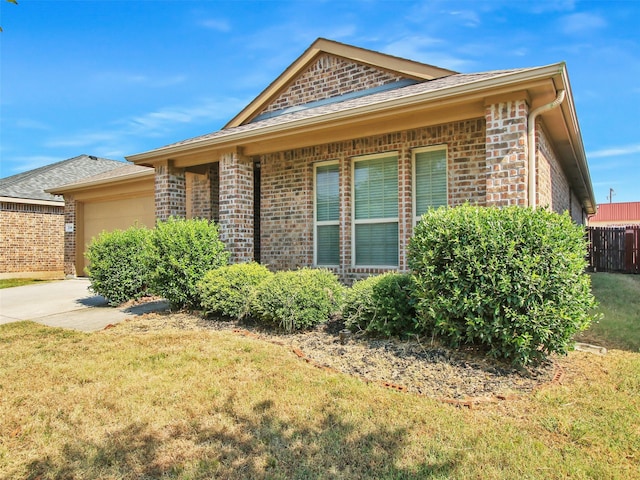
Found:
21,395 -> 460,479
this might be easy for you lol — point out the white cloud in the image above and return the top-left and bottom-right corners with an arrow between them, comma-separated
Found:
561,12 -> 607,35
40,96 -> 247,157
92,72 -> 187,88
199,18 -> 231,32
448,9 -> 481,27
383,36 -> 470,71
7,155 -> 63,173
588,144 -> 640,159
15,119 -> 51,130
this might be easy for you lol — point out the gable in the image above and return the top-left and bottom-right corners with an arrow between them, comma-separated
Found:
258,53 -> 413,116
225,38 -> 456,128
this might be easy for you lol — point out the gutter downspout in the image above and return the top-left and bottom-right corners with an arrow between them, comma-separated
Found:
527,89 -> 565,208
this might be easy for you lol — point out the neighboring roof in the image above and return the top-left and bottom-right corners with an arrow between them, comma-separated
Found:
225,38 -> 457,128
47,164 -> 154,194
588,202 -> 640,224
0,155 -> 124,203
130,67 -> 531,156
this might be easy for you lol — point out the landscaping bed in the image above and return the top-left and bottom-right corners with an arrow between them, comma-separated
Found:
106,311 -> 556,401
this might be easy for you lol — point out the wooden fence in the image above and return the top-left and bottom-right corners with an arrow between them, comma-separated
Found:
587,226 -> 640,274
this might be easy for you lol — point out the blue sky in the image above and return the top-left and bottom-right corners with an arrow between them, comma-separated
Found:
1,0 -> 638,204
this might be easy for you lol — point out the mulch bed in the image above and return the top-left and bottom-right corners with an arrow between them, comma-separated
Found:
105,308 -> 558,404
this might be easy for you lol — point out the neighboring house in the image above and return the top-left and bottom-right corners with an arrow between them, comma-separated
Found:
61,38 -> 596,283
587,202 -> 640,227
47,164 -> 155,275
0,155 -> 124,279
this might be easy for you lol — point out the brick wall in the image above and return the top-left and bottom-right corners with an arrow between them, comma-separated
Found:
187,163 -> 220,221
219,151 -> 254,262
155,160 -> 186,220
63,196 -> 77,276
0,201 -> 65,278
537,125 -> 572,215
485,99 -> 528,207
259,118 -> 486,282
261,54 -> 409,115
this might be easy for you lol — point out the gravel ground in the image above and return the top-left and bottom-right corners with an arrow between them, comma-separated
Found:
106,310 -> 557,402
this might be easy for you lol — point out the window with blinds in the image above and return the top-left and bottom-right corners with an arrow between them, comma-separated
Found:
314,162 -> 340,266
353,153 -> 399,266
413,147 -> 447,222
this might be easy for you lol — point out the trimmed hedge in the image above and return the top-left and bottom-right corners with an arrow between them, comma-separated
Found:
250,268 -> 344,332
149,217 -> 229,310
198,262 -> 273,319
408,205 -> 596,366
85,225 -> 152,306
343,273 -> 417,337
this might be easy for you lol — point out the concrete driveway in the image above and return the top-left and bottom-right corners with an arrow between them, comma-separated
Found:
0,278 -> 167,331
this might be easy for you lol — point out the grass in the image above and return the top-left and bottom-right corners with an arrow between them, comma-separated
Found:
576,273 -> 640,352
0,278 -> 51,289
1,272 -> 638,478
1,319 -> 639,479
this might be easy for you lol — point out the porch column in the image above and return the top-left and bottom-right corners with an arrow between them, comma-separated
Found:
219,150 -> 254,262
155,159 -> 186,220
63,194 -> 77,277
485,97 -> 529,207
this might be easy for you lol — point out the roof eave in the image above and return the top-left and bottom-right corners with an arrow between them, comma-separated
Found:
128,64 -> 563,163
46,169 -> 154,195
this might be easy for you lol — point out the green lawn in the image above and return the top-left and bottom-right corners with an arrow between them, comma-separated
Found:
0,272 -> 638,478
0,278 -> 52,289
576,273 -> 640,352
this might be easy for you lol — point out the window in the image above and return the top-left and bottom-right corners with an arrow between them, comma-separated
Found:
314,162 -> 340,266
353,153 -> 398,266
413,146 -> 447,222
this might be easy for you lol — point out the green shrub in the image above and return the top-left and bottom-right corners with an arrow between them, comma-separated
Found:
250,268 -> 344,332
343,273 -> 417,337
149,217 -> 229,310
408,205 -> 597,366
84,225 -> 152,306
197,262 -> 273,319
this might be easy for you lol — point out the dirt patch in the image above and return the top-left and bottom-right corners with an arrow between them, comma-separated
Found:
106,311 -> 557,401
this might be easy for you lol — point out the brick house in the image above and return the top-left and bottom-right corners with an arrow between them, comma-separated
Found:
0,155 -> 124,279
65,39 -> 596,282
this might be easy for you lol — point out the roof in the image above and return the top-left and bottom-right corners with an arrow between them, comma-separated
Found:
0,155 -> 124,203
126,38 -> 596,215
130,67 -> 531,156
225,38 -> 457,128
588,202 -> 640,224
47,164 -> 154,194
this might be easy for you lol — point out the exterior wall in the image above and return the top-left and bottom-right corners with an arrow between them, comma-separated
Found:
0,201 -> 65,278
259,118 -> 486,283
155,160 -> 186,220
186,164 -> 219,220
261,54 -> 409,115
484,99 -> 529,207
63,196 -> 78,276
536,126 -> 586,224
219,151 -> 254,262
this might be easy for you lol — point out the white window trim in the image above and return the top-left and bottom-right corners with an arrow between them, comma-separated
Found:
412,145 -> 448,225
313,160 -> 340,267
351,151 -> 399,269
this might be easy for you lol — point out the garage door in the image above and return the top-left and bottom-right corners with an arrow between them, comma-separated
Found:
81,196 -> 155,273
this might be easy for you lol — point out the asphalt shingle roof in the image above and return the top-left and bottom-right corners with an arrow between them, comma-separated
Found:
0,155 -> 125,202
48,164 -> 153,193
139,68 -> 532,155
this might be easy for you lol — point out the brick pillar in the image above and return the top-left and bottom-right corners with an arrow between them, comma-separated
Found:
155,160 -> 186,220
210,162 -> 220,223
485,99 -> 529,207
219,150 -> 254,262
63,194 -> 77,277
